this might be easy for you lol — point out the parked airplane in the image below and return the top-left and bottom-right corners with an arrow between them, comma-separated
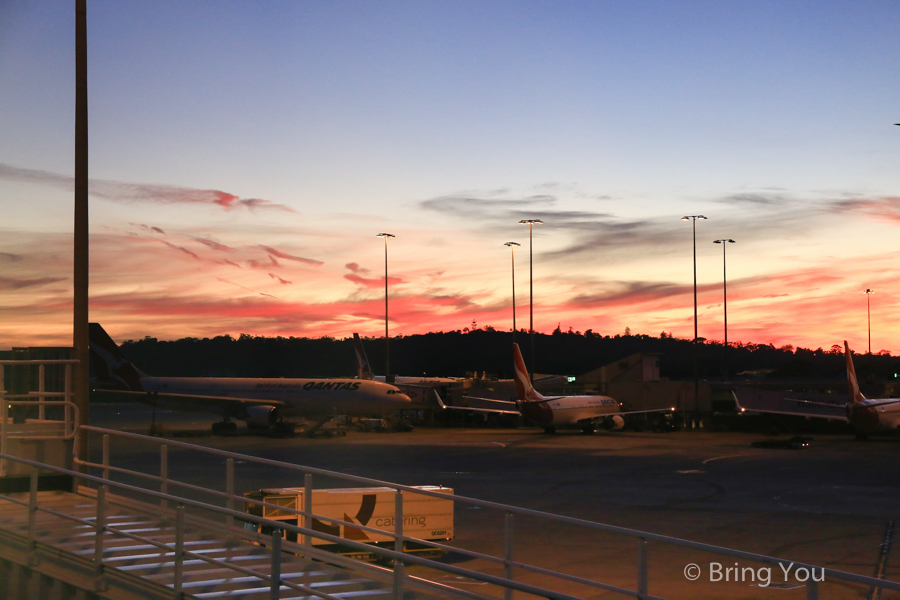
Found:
437,343 -> 674,434
352,333 -> 457,385
733,341 -> 900,437
89,323 -> 411,435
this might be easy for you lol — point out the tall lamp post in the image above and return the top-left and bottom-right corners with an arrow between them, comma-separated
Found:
504,242 -> 521,345
865,288 -> 874,354
74,0 -> 90,468
518,219 -> 543,380
376,233 -> 395,379
713,239 -> 735,379
681,215 -> 707,423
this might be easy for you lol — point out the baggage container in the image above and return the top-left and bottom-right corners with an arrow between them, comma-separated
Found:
243,485 -> 453,560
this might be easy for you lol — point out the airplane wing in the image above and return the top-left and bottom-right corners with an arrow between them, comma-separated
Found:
93,389 -> 287,409
618,407 -> 676,416
433,394 -> 522,416
859,398 -> 900,409
733,390 -> 848,421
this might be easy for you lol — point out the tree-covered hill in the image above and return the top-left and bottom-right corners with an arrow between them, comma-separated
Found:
116,328 -> 900,383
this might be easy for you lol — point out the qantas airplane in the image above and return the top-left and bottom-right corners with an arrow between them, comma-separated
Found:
89,323 -> 411,435
438,343 -> 674,434
352,333 -> 457,385
733,341 -> 900,437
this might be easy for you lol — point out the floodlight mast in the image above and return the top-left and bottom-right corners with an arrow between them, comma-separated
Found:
681,215 -> 707,423
504,242 -> 521,345
376,233 -> 395,379
865,288 -> 874,354
518,219 -> 543,381
713,239 -> 735,379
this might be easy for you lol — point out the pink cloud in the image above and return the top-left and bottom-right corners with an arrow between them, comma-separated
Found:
268,273 -> 292,285
0,276 -> 67,290
193,237 -> 233,252
0,162 -> 296,213
345,262 -> 369,274
158,240 -> 200,260
344,273 -> 404,288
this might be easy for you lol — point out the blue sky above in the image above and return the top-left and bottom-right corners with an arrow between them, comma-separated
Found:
1,0 -> 899,351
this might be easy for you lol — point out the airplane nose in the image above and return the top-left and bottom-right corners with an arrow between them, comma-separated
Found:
398,393 -> 412,403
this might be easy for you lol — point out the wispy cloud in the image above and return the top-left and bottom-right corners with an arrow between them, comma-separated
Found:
0,276 -> 66,290
158,240 -> 200,260
0,163 -> 297,213
258,245 -> 323,266
827,196 -> 900,224
343,263 -> 403,288
130,223 -> 166,234
193,237 -> 233,252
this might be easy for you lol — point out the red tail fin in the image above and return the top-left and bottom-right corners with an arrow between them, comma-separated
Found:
353,333 -> 374,380
513,343 -> 543,402
844,340 -> 866,404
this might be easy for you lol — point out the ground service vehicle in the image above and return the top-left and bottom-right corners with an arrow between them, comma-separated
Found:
243,486 -> 454,561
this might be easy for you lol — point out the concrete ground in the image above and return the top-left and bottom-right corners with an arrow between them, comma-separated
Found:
85,402 -> 900,600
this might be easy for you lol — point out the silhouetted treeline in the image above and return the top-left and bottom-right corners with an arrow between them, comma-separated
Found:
116,328 -> 900,383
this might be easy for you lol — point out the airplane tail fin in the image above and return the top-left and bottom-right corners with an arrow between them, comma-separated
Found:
88,323 -> 145,391
513,343 -> 543,402
353,333 -> 374,380
844,340 -> 866,404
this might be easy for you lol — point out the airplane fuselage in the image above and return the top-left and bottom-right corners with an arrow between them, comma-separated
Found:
520,395 -> 620,426
848,400 -> 900,433
139,376 -> 411,417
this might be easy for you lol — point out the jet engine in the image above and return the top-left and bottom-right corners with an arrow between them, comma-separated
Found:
599,414 -> 625,431
243,405 -> 280,429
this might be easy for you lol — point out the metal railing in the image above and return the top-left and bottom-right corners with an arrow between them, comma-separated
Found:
0,358 -> 79,476
65,425 -> 900,600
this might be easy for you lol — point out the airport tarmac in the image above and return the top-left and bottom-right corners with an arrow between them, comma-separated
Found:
87,403 -> 900,599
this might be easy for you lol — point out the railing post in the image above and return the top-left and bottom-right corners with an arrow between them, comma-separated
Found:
226,458 -> 234,528
28,466 -> 38,565
161,444 -> 168,509
304,473 -> 312,549
393,489 -> 404,600
94,485 -> 107,592
64,363 -> 73,436
38,364 -> 45,420
102,434 -> 109,481
270,529 -> 282,600
637,537 -> 648,599
806,578 -> 818,600
504,512 -> 514,600
174,504 -> 184,600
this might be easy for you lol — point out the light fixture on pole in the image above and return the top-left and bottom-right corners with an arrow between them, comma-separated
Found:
376,233 -> 395,379
504,242 -> 521,345
681,215 -> 707,422
865,288 -> 874,354
713,239 -> 735,379
518,219 -> 543,380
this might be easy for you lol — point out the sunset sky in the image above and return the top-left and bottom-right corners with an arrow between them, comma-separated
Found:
1,1 -> 899,354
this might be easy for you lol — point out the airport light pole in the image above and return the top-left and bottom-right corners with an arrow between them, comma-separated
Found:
682,215 -> 707,424
376,233 -> 395,379
865,288 -> 874,354
519,219 -> 543,381
713,239 -> 735,379
504,242 -> 521,345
